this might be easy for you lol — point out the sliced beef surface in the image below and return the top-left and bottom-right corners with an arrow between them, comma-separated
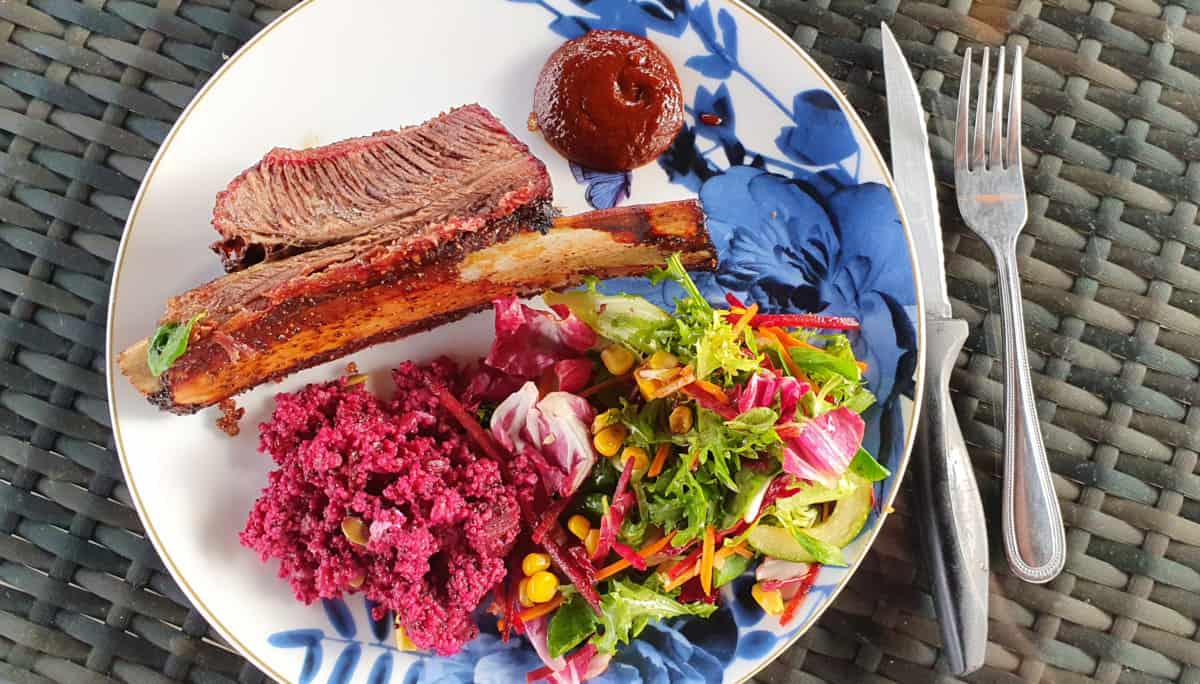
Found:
169,202 -> 553,327
211,104 -> 550,270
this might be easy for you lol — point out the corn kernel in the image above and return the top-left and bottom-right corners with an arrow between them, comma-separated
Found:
522,553 -> 551,576
600,345 -> 635,375
648,351 -> 678,369
593,425 -> 627,457
341,516 -> 368,546
591,408 -> 620,434
527,571 -> 560,603
584,529 -> 601,556
752,582 -> 785,615
620,446 -> 649,473
668,405 -> 694,434
518,577 -> 535,607
348,573 -> 365,589
567,514 -> 591,540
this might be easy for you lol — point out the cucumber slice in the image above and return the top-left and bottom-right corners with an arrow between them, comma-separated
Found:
747,482 -> 873,562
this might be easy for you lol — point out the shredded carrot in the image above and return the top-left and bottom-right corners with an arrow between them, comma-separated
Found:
651,366 -> 695,399
700,527 -> 715,596
517,595 -> 565,623
857,360 -> 869,373
759,328 -> 809,381
691,379 -> 729,405
732,543 -> 754,559
762,326 -> 819,351
648,442 -> 671,478
714,541 -> 748,564
730,303 -> 758,337
580,373 -> 631,398
663,563 -> 698,591
595,531 -> 677,581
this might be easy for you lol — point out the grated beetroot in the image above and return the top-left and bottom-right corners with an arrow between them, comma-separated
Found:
240,357 -> 525,656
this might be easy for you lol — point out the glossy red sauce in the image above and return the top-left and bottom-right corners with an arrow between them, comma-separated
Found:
532,30 -> 684,172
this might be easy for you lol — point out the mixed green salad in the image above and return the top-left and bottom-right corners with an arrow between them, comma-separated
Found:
482,256 -> 890,681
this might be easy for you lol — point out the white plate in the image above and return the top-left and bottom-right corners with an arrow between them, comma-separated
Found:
107,2 -> 925,682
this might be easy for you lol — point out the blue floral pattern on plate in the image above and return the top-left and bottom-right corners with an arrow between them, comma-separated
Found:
268,1 -> 916,681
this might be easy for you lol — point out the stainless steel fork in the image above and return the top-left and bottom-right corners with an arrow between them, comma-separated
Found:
955,46 -> 1066,583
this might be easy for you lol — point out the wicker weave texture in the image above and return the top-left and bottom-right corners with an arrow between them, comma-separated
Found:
749,2 -> 1200,684
0,1 -> 1197,683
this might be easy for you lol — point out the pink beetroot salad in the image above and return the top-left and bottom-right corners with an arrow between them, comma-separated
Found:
240,358 -> 527,655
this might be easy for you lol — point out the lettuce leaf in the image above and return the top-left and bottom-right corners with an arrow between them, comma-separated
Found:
544,281 -> 674,355
714,552 -> 752,588
547,594 -> 597,658
789,335 -> 875,413
591,579 -> 717,654
848,448 -> 890,482
617,398 -> 669,449
721,466 -> 776,529
770,498 -> 847,566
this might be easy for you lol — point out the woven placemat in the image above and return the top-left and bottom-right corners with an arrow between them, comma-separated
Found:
0,1 -> 1196,682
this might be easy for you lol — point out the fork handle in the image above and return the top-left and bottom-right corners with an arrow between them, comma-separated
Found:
995,247 -> 1066,583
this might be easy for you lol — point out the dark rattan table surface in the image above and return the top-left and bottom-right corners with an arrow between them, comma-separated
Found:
1,1 -> 1198,682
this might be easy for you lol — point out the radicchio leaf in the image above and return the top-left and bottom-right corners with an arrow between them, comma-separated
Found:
491,382 -> 539,453
778,407 -> 864,487
487,298 -> 596,379
592,457 -> 635,561
553,358 -> 594,394
524,615 -> 566,674
734,371 -> 809,418
491,383 -> 597,498
526,392 -> 597,496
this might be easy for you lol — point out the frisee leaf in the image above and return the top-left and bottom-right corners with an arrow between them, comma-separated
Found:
695,310 -> 760,381
641,458 -> 716,547
591,578 -> 717,654
649,253 -> 710,313
146,312 -> 204,377
618,398 -> 669,449
686,407 -> 781,492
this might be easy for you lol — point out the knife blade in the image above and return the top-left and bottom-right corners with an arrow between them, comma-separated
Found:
881,22 -> 990,676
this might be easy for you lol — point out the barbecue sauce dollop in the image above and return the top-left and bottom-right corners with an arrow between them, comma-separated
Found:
532,30 -> 684,172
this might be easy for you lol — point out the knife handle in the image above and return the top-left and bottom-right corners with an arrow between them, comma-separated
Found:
913,317 -> 990,675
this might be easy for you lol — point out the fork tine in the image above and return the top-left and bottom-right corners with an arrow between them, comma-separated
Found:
990,46 -> 1006,169
971,48 -> 989,171
955,48 -> 972,171
1007,45 -> 1023,171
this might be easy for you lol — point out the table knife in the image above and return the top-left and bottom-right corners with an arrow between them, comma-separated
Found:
881,23 -> 990,676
